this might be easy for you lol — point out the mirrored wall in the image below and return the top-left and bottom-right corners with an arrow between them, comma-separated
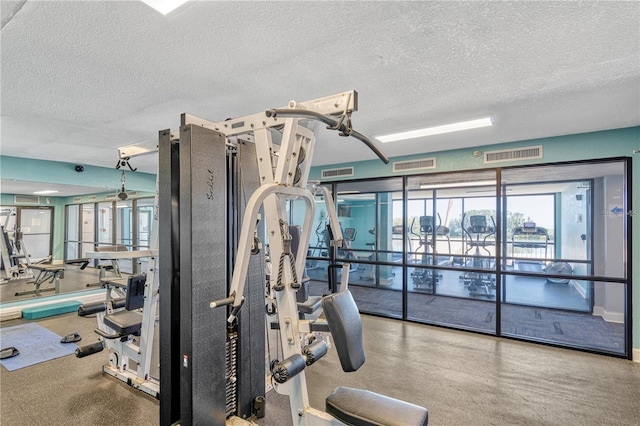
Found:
0,197 -> 155,304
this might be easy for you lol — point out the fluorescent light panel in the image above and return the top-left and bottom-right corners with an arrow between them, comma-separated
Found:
33,190 -> 59,195
419,180 -> 496,190
376,116 -> 494,143
141,0 -> 190,15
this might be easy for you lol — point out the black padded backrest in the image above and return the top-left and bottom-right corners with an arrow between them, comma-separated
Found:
419,216 -> 434,233
469,215 -> 488,233
125,274 -> 146,311
343,227 -> 357,242
289,225 -> 302,259
322,290 -> 365,372
289,225 -> 309,303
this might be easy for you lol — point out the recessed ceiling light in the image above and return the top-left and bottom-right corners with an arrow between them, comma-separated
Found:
376,116 -> 494,143
141,0 -> 190,15
33,190 -> 59,195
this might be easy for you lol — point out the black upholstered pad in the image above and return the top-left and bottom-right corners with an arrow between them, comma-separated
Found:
321,290 -> 365,372
103,310 -> 142,335
326,386 -> 428,426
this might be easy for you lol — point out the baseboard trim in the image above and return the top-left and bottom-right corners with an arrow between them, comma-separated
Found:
569,280 -> 587,298
633,348 -> 640,363
592,306 -> 624,323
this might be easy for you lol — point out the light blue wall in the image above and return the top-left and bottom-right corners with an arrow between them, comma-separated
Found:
312,126 -> 640,355
0,156 -> 156,192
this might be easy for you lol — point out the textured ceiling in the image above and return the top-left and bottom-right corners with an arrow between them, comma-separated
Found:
1,0 -> 639,179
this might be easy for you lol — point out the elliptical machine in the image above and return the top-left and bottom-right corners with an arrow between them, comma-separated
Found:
458,214 -> 496,298
410,215 -> 442,292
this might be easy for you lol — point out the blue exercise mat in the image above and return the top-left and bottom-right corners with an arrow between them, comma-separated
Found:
0,322 -> 78,371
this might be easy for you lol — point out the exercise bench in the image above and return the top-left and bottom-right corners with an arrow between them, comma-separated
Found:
16,263 -> 65,296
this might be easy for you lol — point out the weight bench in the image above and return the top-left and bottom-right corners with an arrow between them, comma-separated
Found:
65,258 -> 90,270
87,244 -> 129,287
322,290 -> 428,426
16,263 -> 65,296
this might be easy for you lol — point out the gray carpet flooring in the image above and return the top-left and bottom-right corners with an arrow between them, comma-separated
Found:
337,284 -> 626,355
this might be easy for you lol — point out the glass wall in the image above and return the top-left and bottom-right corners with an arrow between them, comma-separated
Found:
97,201 -> 113,247
304,159 -> 630,357
136,198 -> 154,250
0,206 -> 53,263
405,170 -> 498,332
65,204 -> 80,260
81,203 -> 95,257
334,178 -> 404,318
498,161 -> 628,354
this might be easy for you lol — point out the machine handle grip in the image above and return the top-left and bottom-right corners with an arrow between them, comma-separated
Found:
265,108 -> 390,164
210,296 -> 235,309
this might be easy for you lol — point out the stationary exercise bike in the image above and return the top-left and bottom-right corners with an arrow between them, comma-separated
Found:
459,214 -> 496,298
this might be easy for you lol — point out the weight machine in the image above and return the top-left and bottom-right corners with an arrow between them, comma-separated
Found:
158,91 -> 427,425
75,143 -> 161,399
0,208 -> 33,282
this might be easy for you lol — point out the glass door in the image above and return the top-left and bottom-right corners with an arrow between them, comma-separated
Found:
499,160 -> 628,355
65,204 -> 81,260
18,206 -> 53,262
406,170 -> 498,332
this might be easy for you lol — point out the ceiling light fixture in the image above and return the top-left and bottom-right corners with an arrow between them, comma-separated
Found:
376,116 -> 494,143
141,0 -> 190,15
33,190 -> 59,195
419,180 -> 496,190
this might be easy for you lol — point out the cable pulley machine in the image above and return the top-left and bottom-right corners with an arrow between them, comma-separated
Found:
159,91 -> 427,425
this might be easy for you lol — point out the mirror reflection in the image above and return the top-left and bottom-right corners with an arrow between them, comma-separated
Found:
1,175 -> 155,305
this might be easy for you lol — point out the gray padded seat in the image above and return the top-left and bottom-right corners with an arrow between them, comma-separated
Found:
103,310 -> 142,336
326,386 -> 428,426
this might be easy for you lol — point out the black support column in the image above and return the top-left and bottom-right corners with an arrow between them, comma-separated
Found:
179,124 -> 229,425
235,140 -> 266,419
159,125 -> 266,425
159,130 -> 181,426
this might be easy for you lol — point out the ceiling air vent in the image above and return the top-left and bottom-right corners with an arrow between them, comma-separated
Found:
14,195 -> 39,204
393,157 -> 436,173
72,196 -> 83,203
321,167 -> 354,179
87,195 -> 97,201
105,193 -> 117,200
484,145 -> 543,164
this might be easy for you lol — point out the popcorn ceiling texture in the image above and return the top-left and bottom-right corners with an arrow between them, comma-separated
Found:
1,0 -> 638,172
